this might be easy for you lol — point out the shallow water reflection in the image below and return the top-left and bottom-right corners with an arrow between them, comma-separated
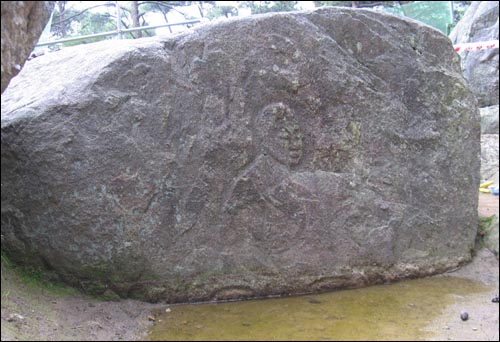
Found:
147,277 -> 489,341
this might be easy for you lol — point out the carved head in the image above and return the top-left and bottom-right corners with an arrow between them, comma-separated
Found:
256,103 -> 303,166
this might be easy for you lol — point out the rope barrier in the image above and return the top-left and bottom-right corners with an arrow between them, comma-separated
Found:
453,40 -> 499,53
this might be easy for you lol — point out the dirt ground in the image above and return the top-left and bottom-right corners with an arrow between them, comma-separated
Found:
1,194 -> 499,341
478,192 -> 499,217
424,248 -> 499,341
0,260 -> 162,341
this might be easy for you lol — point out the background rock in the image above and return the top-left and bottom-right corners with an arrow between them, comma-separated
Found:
1,1 -> 54,94
449,1 -> 499,107
479,215 -> 499,258
480,134 -> 499,183
1,8 -> 480,303
484,217 -> 498,257
479,105 -> 499,134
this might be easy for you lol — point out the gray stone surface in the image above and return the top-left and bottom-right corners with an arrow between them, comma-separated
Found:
479,215 -> 499,258
484,215 -> 499,258
480,134 -> 499,183
480,105 -> 499,134
449,1 -> 499,107
1,1 -> 54,94
1,8 -> 480,303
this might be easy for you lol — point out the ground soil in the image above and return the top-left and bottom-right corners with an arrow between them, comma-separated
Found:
424,248 -> 499,341
478,192 -> 499,217
1,194 -> 498,341
0,261 -> 162,341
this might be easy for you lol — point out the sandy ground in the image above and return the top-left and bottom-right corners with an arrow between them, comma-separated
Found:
426,192 -> 498,341
425,248 -> 499,341
1,194 -> 499,341
478,192 -> 499,217
0,261 -> 162,341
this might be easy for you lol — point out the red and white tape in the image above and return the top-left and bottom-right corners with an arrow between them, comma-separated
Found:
453,40 -> 499,53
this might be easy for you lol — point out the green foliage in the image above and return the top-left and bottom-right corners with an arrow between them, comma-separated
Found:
478,216 -> 493,235
1,250 -> 13,267
207,5 -> 238,19
51,2 -> 117,38
50,1 -> 210,44
60,10 -> 117,46
46,1 -> 469,49
314,1 -> 400,8
80,11 -> 115,35
314,1 -> 352,7
476,215 -> 498,254
99,289 -> 121,301
240,1 -> 299,14
51,3 -> 118,45
1,250 -> 79,297
141,0 -> 193,12
448,1 -> 472,32
138,0 -> 195,22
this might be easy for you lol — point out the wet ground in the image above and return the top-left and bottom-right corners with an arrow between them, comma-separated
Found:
145,251 -> 499,341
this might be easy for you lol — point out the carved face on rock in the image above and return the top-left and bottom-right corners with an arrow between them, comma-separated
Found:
257,103 -> 303,166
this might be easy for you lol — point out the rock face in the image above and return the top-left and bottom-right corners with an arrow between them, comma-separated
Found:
1,8 -> 480,303
449,1 -> 499,107
480,216 -> 499,258
1,1 -> 54,94
480,105 -> 499,134
480,134 -> 499,183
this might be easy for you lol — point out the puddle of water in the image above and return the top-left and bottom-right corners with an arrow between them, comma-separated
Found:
146,276 -> 490,341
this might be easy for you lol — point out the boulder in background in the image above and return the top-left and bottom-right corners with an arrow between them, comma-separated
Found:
1,1 -> 54,94
479,105 -> 499,134
449,1 -> 499,107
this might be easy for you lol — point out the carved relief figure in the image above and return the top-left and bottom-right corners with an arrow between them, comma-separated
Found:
218,103 -> 308,251
219,103 -> 358,261
256,102 -> 303,167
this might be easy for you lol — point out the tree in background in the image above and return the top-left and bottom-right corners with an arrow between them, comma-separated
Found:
206,5 -> 238,20
240,1 -> 298,14
449,1 -> 472,30
116,1 -> 157,38
140,1 -> 203,33
193,1 -> 216,18
51,1 -> 117,44
314,1 -> 401,8
48,1 -> 472,47
50,1 -> 199,42
131,1 -> 141,38
55,1 -> 67,37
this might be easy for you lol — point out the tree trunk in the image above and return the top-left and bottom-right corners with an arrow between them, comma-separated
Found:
57,1 -> 67,37
131,1 -> 142,38
156,4 -> 173,33
196,1 -> 205,18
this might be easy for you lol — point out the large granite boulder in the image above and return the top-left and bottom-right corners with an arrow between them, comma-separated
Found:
1,8 -> 480,303
449,1 -> 499,107
1,1 -> 54,94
